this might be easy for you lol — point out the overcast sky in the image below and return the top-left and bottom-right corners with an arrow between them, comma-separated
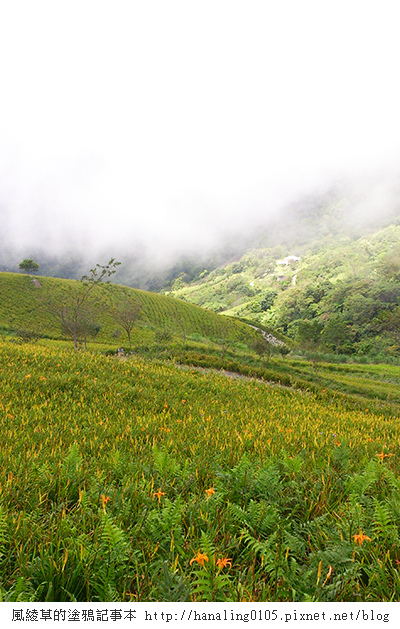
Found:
1,0 -> 400,260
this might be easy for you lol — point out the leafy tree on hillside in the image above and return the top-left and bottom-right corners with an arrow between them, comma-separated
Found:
260,290 -> 277,312
377,305 -> 400,348
378,246 -> 400,281
252,335 -> 273,364
321,314 -> 349,354
19,259 -> 39,274
296,319 -> 323,347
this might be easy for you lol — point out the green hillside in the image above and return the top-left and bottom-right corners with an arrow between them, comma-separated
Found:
167,220 -> 400,361
0,271 -> 260,352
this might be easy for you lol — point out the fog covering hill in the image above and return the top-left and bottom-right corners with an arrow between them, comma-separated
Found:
2,181 -> 400,289
3,184 -> 400,361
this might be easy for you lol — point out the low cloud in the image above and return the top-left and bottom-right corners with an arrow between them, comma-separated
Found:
1,2 -> 400,268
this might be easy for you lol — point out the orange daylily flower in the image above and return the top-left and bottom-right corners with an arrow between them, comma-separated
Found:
205,487 -> 216,498
153,489 -> 165,502
353,531 -> 372,545
376,452 -> 393,461
190,552 -> 209,567
216,557 -> 232,570
100,494 -> 111,508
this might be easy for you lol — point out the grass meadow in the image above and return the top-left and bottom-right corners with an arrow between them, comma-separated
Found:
1,341 -> 400,602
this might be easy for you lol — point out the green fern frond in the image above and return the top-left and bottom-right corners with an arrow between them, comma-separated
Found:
227,502 -> 247,526
158,562 -> 190,602
373,499 -> 392,530
153,447 -> 181,480
240,528 -> 269,557
228,500 -> 277,536
100,513 -> 128,552
144,497 -> 184,547
373,499 -> 399,545
199,530 -> 216,561
191,571 -> 214,601
61,444 -> 83,477
282,529 -> 306,558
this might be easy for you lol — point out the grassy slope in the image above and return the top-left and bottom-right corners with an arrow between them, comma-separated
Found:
0,271 -> 260,349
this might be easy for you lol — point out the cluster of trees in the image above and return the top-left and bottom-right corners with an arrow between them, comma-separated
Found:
270,257 -> 400,357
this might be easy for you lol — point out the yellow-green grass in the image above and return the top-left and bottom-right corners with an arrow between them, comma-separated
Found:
1,342 -> 400,602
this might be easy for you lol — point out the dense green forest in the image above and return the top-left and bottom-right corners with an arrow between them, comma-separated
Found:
168,219 -> 400,361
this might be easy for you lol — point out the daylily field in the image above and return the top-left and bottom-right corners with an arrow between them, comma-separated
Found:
1,342 -> 400,602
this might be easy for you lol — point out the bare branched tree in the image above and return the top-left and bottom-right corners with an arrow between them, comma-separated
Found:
112,299 -> 142,348
47,258 -> 120,350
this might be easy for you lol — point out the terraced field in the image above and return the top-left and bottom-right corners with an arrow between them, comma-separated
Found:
0,271 -> 259,350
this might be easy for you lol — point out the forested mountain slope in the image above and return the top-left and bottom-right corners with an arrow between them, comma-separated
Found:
167,218 -> 400,360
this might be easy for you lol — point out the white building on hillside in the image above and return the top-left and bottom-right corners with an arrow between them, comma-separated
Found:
276,255 -> 301,266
